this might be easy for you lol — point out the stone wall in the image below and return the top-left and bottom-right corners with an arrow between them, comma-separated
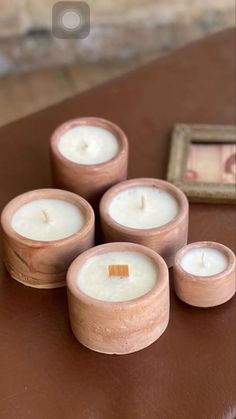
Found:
0,0 -> 235,75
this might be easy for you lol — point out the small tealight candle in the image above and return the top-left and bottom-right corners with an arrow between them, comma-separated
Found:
50,117 -> 129,206
100,178 -> 189,267
67,242 -> 169,354
174,241 -> 236,307
180,247 -> 228,276
1,189 -> 95,289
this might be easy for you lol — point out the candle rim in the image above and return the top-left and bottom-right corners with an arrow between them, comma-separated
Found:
100,178 -> 189,234
67,242 -> 169,307
1,188 -> 95,247
51,116 -> 128,168
175,241 -> 235,280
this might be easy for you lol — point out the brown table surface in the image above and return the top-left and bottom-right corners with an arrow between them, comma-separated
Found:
0,29 -> 235,419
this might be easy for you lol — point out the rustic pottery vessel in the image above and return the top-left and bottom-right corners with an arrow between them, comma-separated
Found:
99,178 -> 189,267
1,189 -> 95,289
67,242 -> 169,355
50,117 -> 129,207
173,241 -> 236,307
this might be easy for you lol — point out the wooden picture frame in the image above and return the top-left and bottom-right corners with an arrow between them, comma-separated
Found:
167,124 -> 236,204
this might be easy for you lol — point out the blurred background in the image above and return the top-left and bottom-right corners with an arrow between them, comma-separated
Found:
0,0 -> 235,127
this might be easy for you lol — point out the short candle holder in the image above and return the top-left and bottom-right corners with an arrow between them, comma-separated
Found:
50,117 -> 129,207
1,189 -> 95,289
99,178 -> 189,267
67,242 -> 169,355
173,241 -> 236,307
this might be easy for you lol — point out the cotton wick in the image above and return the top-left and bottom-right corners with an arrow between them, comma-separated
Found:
42,209 -> 50,223
140,195 -> 146,210
201,252 -> 209,268
82,141 -> 89,150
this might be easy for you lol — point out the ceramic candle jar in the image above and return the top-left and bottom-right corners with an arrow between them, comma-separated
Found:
173,241 -> 236,307
50,117 -> 129,207
100,178 -> 189,267
1,189 -> 95,289
67,242 -> 169,354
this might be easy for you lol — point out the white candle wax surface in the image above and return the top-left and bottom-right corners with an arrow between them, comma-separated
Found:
108,187 -> 179,229
58,125 -> 119,165
180,247 -> 228,276
11,199 -> 85,241
77,251 -> 158,302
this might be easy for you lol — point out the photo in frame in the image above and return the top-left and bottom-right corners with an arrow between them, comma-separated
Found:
167,124 -> 236,204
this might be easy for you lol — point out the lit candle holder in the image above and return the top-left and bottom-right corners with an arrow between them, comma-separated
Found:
99,178 -> 189,267
67,242 -> 169,354
50,117 -> 129,207
173,241 -> 236,307
1,189 -> 95,289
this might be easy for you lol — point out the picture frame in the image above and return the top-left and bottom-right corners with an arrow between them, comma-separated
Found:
167,124 -> 236,204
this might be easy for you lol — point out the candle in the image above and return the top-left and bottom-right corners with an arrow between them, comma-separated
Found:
50,117 -> 129,206
11,199 -> 85,241
1,189 -> 95,289
108,186 -> 178,229
67,242 -> 169,354
173,242 -> 236,307
58,125 -> 119,165
100,178 -> 189,267
180,247 -> 228,276
77,251 -> 157,302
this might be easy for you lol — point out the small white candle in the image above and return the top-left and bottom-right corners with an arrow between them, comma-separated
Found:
108,186 -> 179,229
58,125 -> 119,165
11,199 -> 85,241
77,251 -> 158,302
180,247 -> 228,276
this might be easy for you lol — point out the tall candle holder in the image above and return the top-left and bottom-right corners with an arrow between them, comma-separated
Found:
50,117 -> 129,207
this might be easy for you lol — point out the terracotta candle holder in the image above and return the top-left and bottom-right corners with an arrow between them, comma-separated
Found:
99,178 -> 189,267
67,242 -> 169,355
50,117 -> 129,207
173,241 -> 236,307
1,189 -> 95,289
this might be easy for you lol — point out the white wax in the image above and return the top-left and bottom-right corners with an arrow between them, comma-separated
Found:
108,187 -> 179,229
58,125 -> 119,164
11,199 -> 85,241
180,247 -> 228,276
77,251 -> 158,302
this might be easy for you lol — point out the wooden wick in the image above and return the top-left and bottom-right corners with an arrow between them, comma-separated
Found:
140,195 -> 145,210
42,209 -> 49,223
108,265 -> 129,277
